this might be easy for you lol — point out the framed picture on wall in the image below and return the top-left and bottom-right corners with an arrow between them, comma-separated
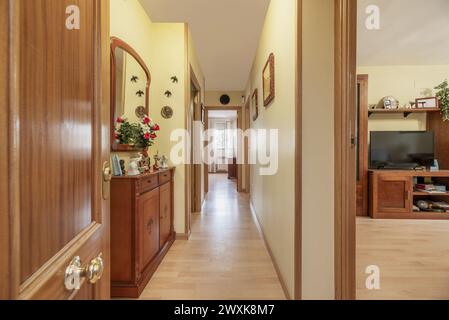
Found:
415,97 -> 438,109
252,89 -> 259,121
263,53 -> 275,106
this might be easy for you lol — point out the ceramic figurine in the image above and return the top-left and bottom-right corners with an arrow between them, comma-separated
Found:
128,157 -> 140,176
160,155 -> 169,169
119,159 -> 126,175
153,152 -> 161,171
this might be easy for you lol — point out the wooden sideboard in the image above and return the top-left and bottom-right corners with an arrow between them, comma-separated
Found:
111,168 -> 175,298
369,170 -> 449,220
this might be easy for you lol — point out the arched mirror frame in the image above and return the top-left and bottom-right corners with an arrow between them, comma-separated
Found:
110,37 -> 151,151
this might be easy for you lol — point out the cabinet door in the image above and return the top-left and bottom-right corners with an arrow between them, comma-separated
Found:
139,188 -> 160,269
159,183 -> 172,247
377,175 -> 412,214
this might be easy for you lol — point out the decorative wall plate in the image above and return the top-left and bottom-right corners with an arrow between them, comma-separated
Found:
220,94 -> 231,105
135,106 -> 146,118
161,106 -> 173,119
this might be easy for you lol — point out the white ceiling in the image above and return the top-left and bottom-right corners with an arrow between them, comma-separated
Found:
139,0 -> 270,91
208,110 -> 237,119
358,0 -> 449,66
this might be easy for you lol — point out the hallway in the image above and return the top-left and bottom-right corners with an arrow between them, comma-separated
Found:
140,174 -> 286,300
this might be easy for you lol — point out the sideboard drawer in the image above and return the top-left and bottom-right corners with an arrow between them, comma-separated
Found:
159,170 -> 171,185
138,175 -> 159,194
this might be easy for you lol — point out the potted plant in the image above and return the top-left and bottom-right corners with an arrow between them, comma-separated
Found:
115,116 -> 160,151
435,80 -> 449,121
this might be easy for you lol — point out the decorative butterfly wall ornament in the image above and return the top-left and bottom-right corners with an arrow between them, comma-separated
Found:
164,90 -> 172,98
131,75 -> 139,83
170,76 -> 178,84
136,90 -> 144,97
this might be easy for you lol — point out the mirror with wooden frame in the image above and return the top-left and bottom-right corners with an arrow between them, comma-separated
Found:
110,37 -> 151,151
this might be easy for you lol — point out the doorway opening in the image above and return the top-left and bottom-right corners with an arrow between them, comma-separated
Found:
336,0 -> 449,300
207,109 -> 238,191
204,106 -> 244,194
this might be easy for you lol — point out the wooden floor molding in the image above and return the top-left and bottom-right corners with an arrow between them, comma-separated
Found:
175,233 -> 190,241
249,201 -> 292,300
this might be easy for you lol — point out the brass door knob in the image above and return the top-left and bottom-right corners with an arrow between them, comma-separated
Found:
86,253 -> 104,284
64,254 -> 104,290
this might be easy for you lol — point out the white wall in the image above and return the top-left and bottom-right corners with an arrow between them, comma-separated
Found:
244,0 -> 297,298
302,0 -> 335,300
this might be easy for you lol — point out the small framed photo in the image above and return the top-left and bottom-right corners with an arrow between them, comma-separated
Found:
252,89 -> 259,122
415,97 -> 438,109
263,53 -> 275,106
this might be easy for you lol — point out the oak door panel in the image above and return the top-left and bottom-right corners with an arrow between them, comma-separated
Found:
159,182 -> 171,247
4,0 -> 111,300
19,0 -> 96,283
140,188 -> 160,270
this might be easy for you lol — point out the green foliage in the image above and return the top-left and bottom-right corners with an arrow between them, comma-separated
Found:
435,80 -> 449,121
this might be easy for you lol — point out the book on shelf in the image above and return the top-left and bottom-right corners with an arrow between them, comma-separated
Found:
415,184 -> 435,191
414,184 -> 447,193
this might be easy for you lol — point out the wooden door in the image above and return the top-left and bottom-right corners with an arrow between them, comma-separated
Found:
159,183 -> 172,247
0,0 -> 110,299
376,175 -> 412,215
356,75 -> 369,216
140,189 -> 160,269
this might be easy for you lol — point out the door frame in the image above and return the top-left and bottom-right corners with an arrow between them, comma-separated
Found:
0,0 -> 14,299
204,106 -> 243,193
185,65 -> 202,236
295,0 -> 302,300
244,98 -> 251,193
334,0 -> 357,300
1,0 -> 111,299
356,74 -> 369,217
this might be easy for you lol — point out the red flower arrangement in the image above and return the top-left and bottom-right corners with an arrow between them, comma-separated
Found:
115,115 -> 159,149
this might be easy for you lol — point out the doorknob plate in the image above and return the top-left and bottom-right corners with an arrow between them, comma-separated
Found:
102,161 -> 112,200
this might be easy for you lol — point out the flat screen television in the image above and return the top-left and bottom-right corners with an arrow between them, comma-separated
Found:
369,131 -> 435,169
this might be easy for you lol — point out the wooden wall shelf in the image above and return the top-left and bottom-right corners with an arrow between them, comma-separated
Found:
368,108 -> 441,118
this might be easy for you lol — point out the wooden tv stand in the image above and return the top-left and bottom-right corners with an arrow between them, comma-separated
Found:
369,170 -> 449,220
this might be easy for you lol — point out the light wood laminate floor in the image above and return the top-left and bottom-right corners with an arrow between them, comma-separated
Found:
357,217 -> 449,300
140,174 -> 286,300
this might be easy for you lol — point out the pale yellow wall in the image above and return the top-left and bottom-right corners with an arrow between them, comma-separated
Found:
302,0 -> 335,300
244,0 -> 297,298
358,65 -> 449,134
205,91 -> 244,107
149,23 -> 187,233
110,0 -> 205,234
